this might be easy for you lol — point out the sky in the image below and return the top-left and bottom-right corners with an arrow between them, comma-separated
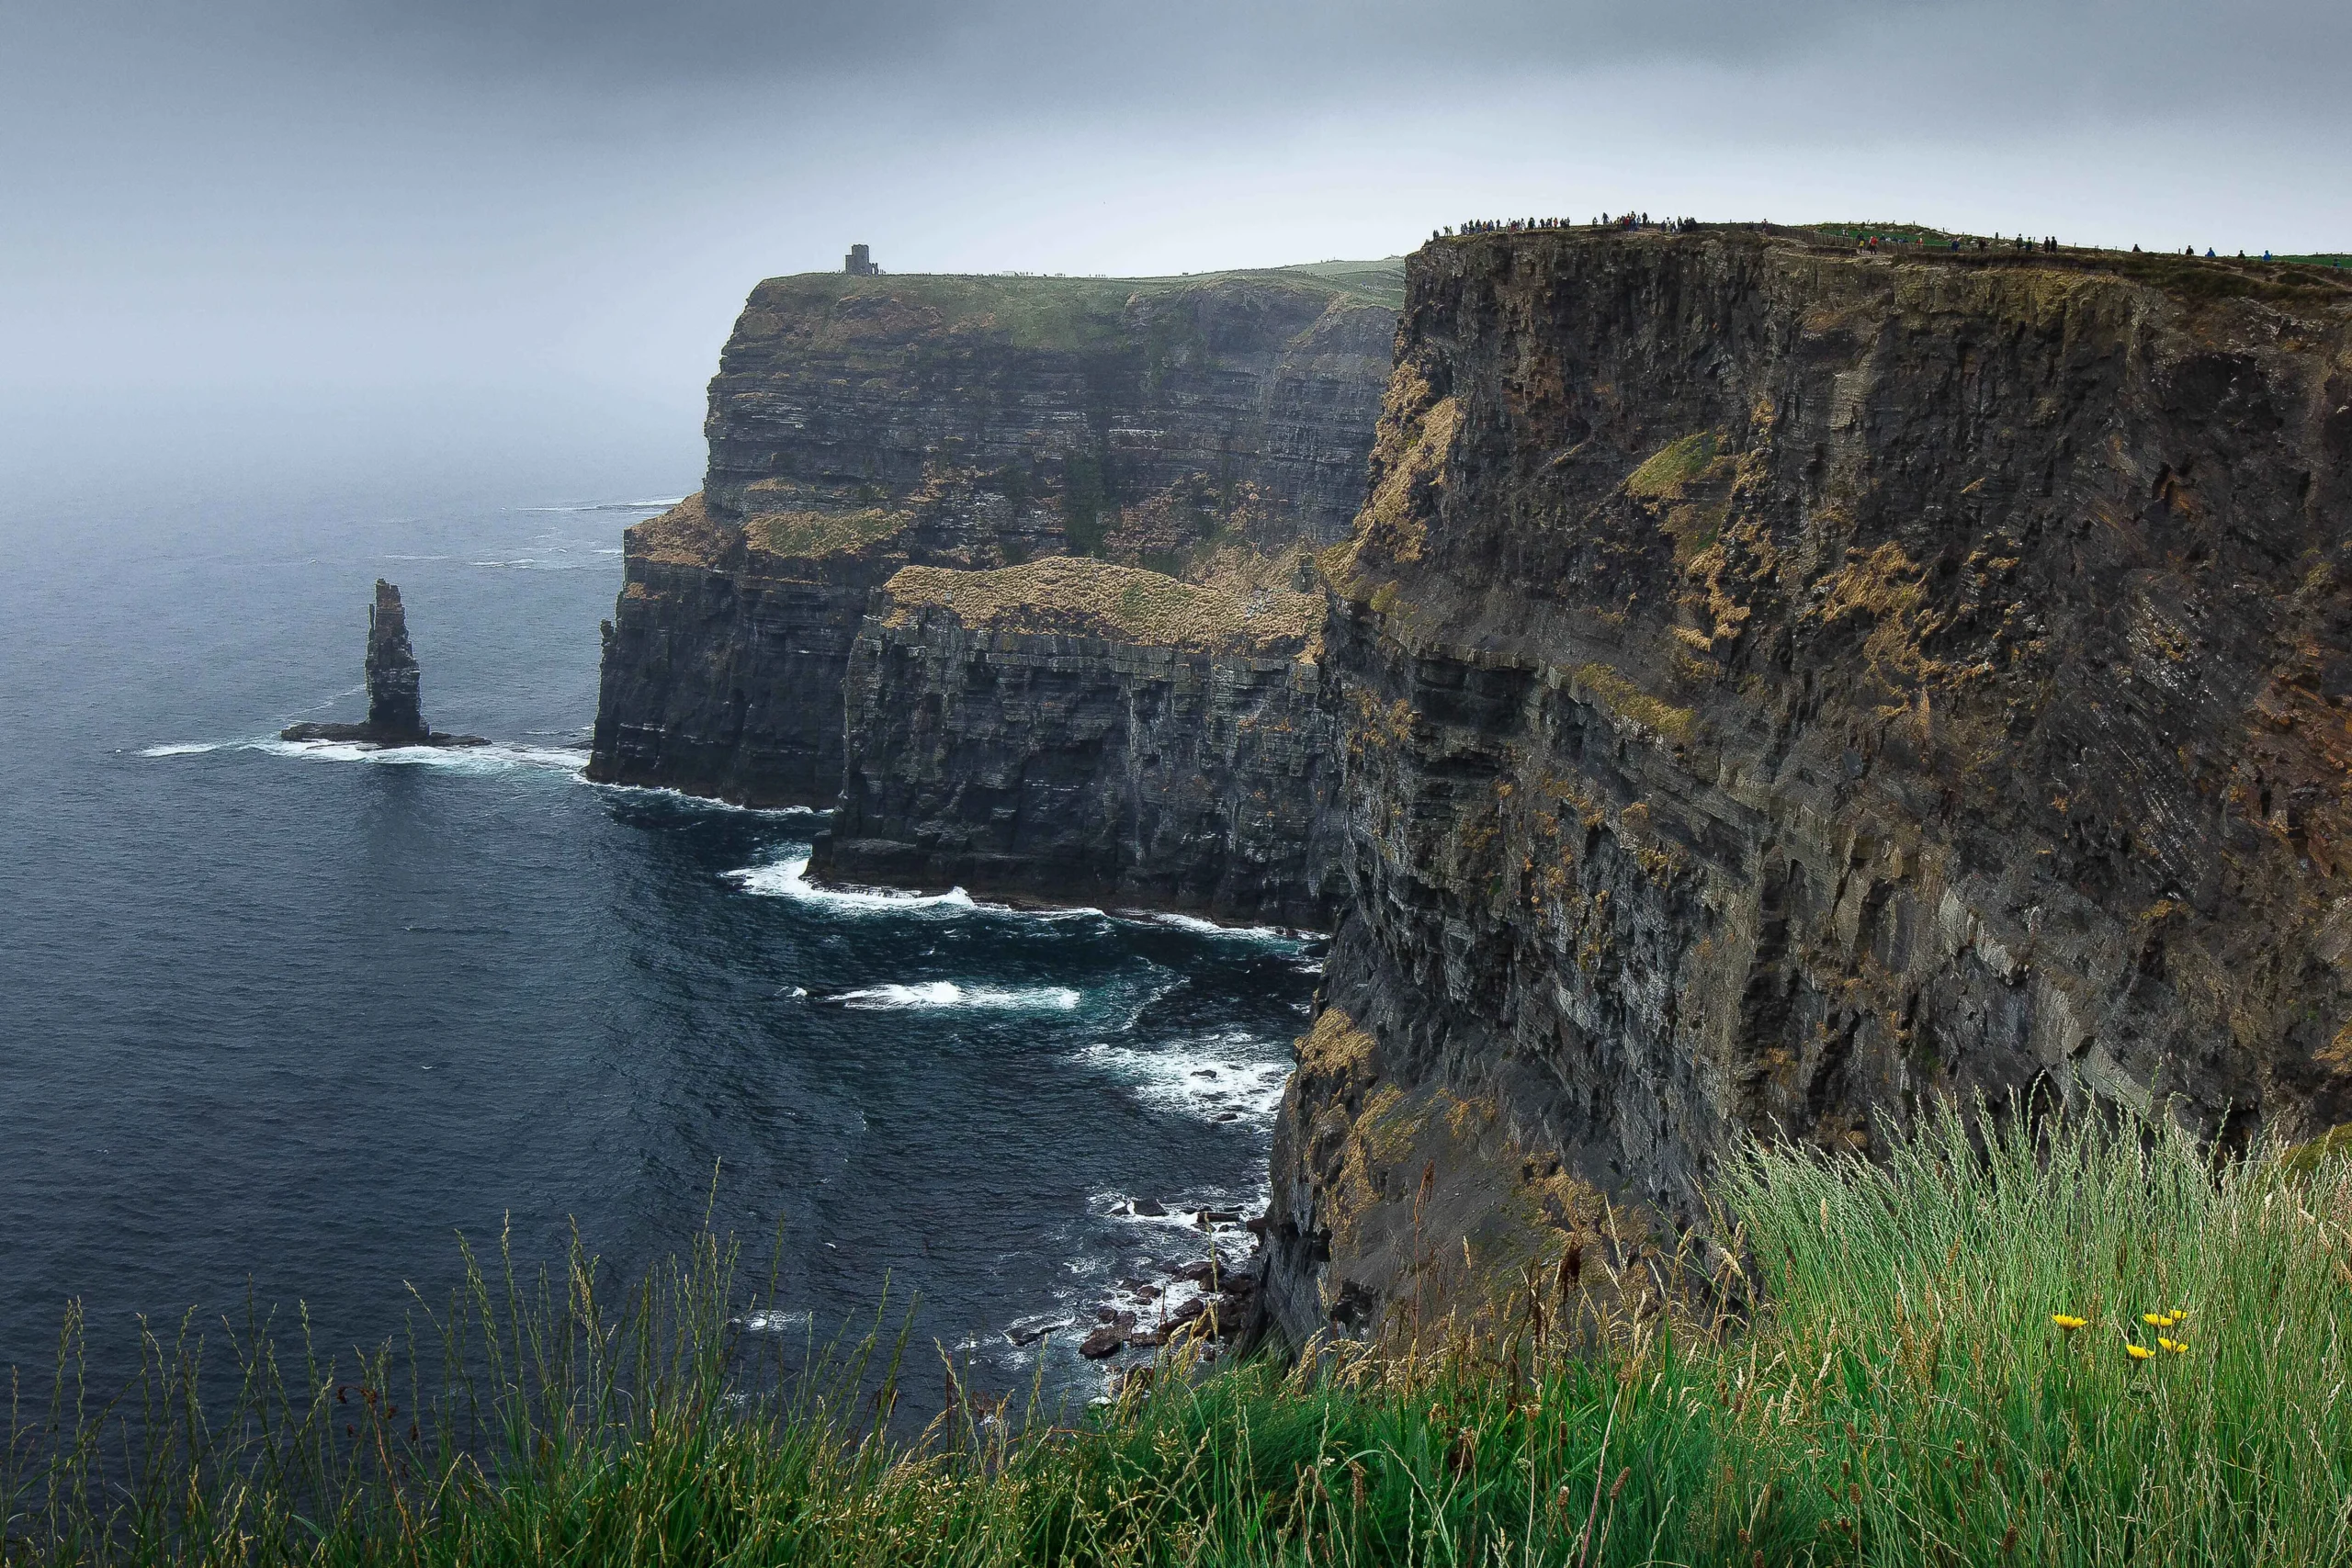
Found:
4,0 -> 2346,507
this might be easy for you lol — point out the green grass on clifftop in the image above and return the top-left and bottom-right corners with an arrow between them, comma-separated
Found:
11,1108 -> 2352,1565
744,260 -> 1404,351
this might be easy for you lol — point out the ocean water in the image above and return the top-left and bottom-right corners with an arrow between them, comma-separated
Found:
0,479 -> 1317,1405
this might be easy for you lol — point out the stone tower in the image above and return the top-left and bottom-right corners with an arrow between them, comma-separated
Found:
843,243 -> 876,276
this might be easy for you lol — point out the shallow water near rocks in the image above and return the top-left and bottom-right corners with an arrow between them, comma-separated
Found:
0,479 -> 1314,1409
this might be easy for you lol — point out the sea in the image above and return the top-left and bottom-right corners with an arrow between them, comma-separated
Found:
0,469 -> 1318,1410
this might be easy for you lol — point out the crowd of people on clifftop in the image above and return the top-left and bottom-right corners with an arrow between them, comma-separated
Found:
1425,218 -> 2341,269
1436,213 -> 1698,240
1854,232 -> 2058,253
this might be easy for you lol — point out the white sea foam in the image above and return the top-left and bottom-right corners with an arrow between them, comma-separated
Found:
724,853 -> 977,914
1078,1031 -> 1291,1122
515,498 -> 685,513
588,781 -> 829,818
1136,910 -> 1312,944
141,736 -> 594,775
257,739 -> 591,774
830,981 -> 1082,1011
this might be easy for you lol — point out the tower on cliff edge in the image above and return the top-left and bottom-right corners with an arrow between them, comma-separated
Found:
843,243 -> 877,276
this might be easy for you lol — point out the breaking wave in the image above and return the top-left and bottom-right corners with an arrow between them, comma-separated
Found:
826,981 -> 1083,1011
1136,910 -> 1314,943
723,853 -> 976,913
256,739 -> 590,774
1077,1031 -> 1292,1122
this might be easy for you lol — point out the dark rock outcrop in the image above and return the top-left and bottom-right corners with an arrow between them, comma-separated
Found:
588,265 -> 1400,808
281,581 -> 485,748
813,557 -> 1338,927
1261,230 -> 2352,1345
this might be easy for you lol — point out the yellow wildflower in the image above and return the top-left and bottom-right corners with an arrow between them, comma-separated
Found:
2158,1337 -> 2188,1354
2142,1313 -> 2168,1327
2051,1314 -> 2088,1332
2125,1344 -> 2154,1361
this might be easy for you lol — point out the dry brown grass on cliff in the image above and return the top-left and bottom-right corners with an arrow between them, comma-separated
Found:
1354,368 -> 1459,570
627,493 -> 733,567
746,506 -> 911,560
1566,662 -> 1698,746
880,558 -> 1320,657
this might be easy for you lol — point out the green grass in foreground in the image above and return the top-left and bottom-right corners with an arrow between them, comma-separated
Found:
9,1106 -> 2352,1565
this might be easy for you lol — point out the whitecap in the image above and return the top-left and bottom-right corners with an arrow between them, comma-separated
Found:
588,781 -> 831,818
723,854 -> 1138,934
139,741 -> 225,758
1134,910 -> 1314,944
514,498 -> 685,514
829,981 -> 1081,1011
256,739 -> 590,775
1077,1031 -> 1293,1122
724,853 -> 976,914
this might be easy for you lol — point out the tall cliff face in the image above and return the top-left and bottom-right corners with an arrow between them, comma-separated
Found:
589,265 -> 1400,807
1262,231 -> 2352,1344
814,557 -> 1338,927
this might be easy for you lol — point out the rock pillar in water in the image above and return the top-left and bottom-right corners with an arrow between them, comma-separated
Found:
365,580 -> 427,740
279,579 -> 484,748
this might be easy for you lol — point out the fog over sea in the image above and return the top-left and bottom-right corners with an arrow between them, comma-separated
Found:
0,462 -> 1315,1405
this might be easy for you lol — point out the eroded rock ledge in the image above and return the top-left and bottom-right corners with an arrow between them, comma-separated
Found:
1262,228 -> 2352,1345
812,557 -> 1338,927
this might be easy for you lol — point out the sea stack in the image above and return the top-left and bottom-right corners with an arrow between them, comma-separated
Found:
281,581 -> 486,748
361,579 -> 425,738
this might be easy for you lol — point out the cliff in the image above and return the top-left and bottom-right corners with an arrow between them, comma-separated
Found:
1261,230 -> 2352,1343
589,264 -> 1400,807
813,557 -> 1338,927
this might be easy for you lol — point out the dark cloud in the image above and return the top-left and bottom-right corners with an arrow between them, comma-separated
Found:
42,0 -> 2352,115
3,0 -> 2344,504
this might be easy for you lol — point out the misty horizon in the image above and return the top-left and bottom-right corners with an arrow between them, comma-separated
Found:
6,0 -> 2346,509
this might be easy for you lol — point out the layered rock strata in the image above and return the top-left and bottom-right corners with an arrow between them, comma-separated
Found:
1262,230 -> 2352,1344
589,265 -> 1400,807
813,557 -> 1338,927
283,580 -> 484,748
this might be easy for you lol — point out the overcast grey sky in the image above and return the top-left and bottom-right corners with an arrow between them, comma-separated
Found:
5,0 -> 2346,503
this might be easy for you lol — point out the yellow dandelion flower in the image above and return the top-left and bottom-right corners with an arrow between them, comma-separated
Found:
2166,1310 -> 2188,1325
2142,1313 -> 2168,1327
2051,1314 -> 2088,1331
2159,1337 -> 2188,1354
2125,1343 -> 2154,1361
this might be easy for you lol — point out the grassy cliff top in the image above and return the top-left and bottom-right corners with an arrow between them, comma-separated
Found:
1434,224 -> 2352,310
739,260 -> 1404,351
878,557 -> 1321,657
625,493 -> 734,568
13,1108 -> 2352,1564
